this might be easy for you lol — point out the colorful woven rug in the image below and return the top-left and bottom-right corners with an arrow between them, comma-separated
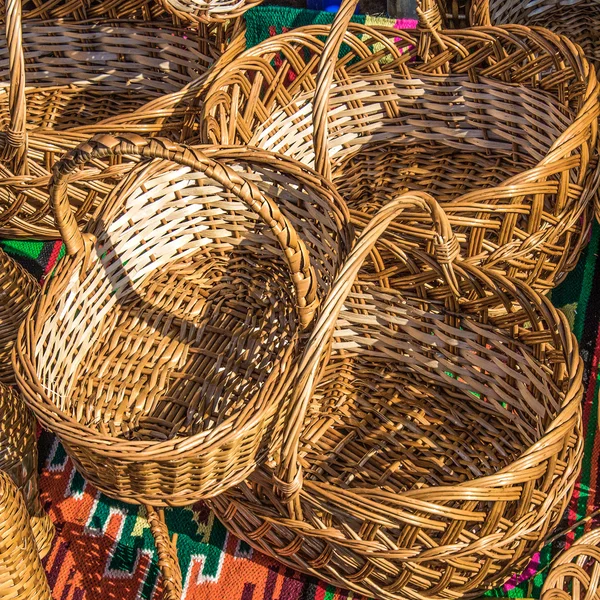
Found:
2,8 -> 599,599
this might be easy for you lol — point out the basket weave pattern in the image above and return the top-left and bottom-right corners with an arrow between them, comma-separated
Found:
201,10 -> 600,292
0,470 -> 51,599
209,193 -> 584,600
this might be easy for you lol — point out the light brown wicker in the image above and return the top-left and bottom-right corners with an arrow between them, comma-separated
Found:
439,0 -> 600,69
14,133 -> 352,505
0,470 -> 51,600
540,529 -> 600,600
207,191 -> 584,600
201,0 -> 600,293
159,0 -> 262,25
0,247 -> 38,385
0,0 -> 246,238
3,0 -> 169,20
0,382 -> 54,559
436,0 -> 600,226
15,134 -> 352,599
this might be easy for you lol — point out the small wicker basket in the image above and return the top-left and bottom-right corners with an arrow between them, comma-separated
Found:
540,529 -> 600,600
0,382 -> 54,559
0,470 -> 51,600
201,0 -> 600,293
208,190 -> 584,600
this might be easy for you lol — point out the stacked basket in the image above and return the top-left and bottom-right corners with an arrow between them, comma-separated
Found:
3,0 -> 600,598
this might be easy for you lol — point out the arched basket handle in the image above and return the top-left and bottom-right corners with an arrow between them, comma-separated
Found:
274,192 -> 461,520
145,505 -> 182,600
0,0 -> 28,174
49,134 -> 319,329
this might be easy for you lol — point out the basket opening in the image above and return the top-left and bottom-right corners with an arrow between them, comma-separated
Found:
34,161 -> 303,442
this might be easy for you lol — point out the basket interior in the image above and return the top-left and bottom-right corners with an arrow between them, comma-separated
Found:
252,73 -> 574,207
0,21 -> 214,130
301,281 -> 566,494
34,160 -> 311,442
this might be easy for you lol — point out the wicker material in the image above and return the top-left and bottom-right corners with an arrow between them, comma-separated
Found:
208,191 -> 584,600
440,0 -> 600,69
0,246 -> 38,385
159,0 -> 263,25
201,0 -> 600,293
0,382 -> 54,559
0,0 -> 246,238
541,529 -> 600,600
436,0 -> 600,226
14,134 -> 352,507
1,0 -> 169,20
0,470 -> 51,600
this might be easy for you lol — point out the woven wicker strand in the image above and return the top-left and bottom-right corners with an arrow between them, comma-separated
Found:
540,529 -> 600,600
0,247 -> 38,385
201,0 -> 600,293
208,189 -> 584,600
0,382 -> 54,559
0,0 -> 247,238
0,470 -> 51,600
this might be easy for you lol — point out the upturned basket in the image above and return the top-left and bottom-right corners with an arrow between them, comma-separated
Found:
0,382 -> 54,559
14,134 -> 352,594
540,529 -> 600,600
0,0 -> 246,238
0,246 -> 38,384
201,0 -> 600,293
0,470 -> 51,600
208,191 -> 584,600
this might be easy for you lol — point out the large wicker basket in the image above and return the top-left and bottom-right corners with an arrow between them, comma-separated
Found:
208,191 -> 584,600
0,382 -> 54,559
0,0 -> 246,238
0,470 -> 51,600
201,0 -> 600,293
14,134 -> 352,588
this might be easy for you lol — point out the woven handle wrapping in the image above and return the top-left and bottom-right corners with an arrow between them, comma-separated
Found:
145,506 -> 182,600
274,192 -> 461,520
49,134 -> 319,328
1,0 -> 27,174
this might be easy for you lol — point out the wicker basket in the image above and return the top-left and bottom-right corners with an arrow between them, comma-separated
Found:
0,470 -> 51,600
201,0 -> 600,293
159,0 -> 263,25
0,382 -> 54,559
540,529 -> 600,600
14,133 -> 352,505
0,0 -> 246,238
435,0 -> 600,226
438,0 -> 600,69
207,191 -> 584,600
0,246 -> 38,385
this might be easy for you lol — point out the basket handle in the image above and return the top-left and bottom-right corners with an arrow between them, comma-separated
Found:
1,0 -> 28,174
312,0 -> 452,181
49,134 -> 319,329
274,192 -> 461,519
145,505 -> 182,600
